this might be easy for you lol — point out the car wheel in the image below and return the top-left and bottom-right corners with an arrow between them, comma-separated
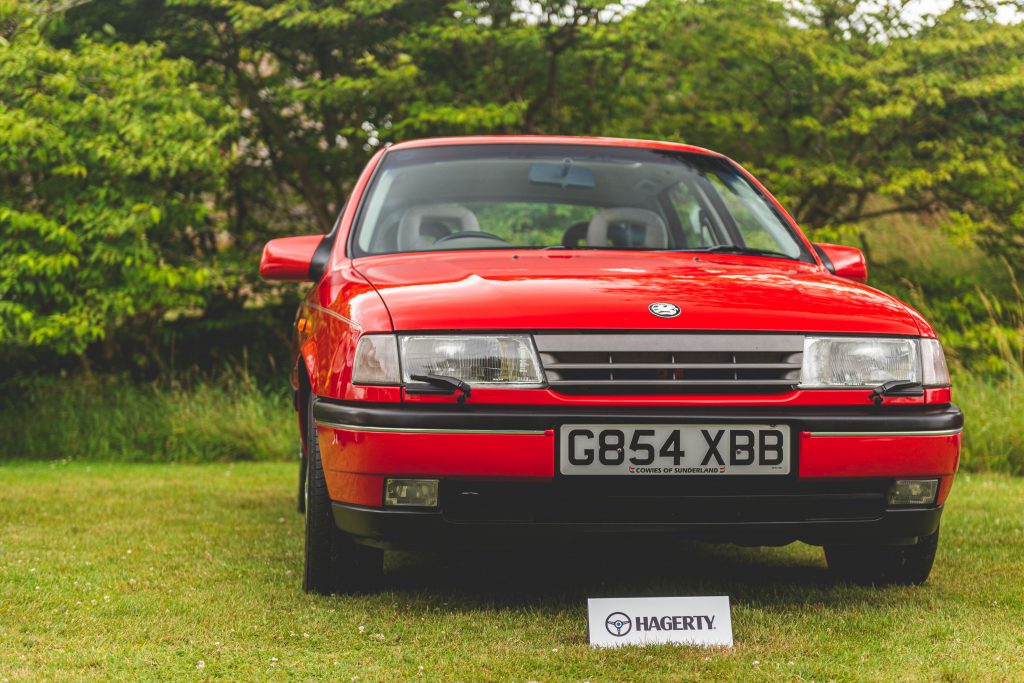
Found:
825,528 -> 940,586
302,393 -> 383,595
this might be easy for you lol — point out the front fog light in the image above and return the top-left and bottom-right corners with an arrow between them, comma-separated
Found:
384,478 -> 439,507
889,479 -> 939,506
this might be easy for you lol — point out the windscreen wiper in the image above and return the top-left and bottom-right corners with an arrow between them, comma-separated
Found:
683,245 -> 796,259
409,374 -> 472,404
869,380 -> 924,406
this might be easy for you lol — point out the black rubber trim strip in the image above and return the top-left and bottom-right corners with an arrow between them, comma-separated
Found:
307,235 -> 331,281
313,399 -> 963,434
308,205 -> 345,281
812,243 -> 836,274
332,502 -> 943,548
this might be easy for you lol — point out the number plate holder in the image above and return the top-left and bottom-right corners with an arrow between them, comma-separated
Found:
558,424 -> 792,476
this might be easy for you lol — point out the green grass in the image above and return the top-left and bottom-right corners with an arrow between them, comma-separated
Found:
1,462 -> 1022,681
0,374 -> 293,463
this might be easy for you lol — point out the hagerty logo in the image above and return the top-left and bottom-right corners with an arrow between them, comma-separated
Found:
605,611 -> 716,637
605,612 -> 632,636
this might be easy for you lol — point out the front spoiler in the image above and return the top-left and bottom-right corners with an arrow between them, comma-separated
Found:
314,399 -> 958,547
333,502 -> 943,550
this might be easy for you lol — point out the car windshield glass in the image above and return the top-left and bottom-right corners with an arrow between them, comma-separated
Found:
351,144 -> 809,260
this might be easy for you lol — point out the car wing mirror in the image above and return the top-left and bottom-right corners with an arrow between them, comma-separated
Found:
813,242 -> 867,283
259,235 -> 326,282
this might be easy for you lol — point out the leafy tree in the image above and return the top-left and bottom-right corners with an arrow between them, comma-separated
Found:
0,3 -> 234,366
54,1 -> 631,235
7,0 -> 1024,376
602,0 -> 1024,263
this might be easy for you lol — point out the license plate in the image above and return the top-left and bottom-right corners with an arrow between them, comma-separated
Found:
559,424 -> 791,476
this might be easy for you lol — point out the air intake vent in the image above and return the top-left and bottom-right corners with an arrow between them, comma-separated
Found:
534,333 -> 803,394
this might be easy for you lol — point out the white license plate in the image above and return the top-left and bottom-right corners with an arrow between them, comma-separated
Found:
559,424 -> 791,476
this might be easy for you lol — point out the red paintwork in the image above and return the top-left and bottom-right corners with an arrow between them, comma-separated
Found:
353,250 -> 920,336
382,134 -> 724,159
323,471 -> 386,508
399,387 -> 941,407
800,432 -> 960,506
936,475 -> 956,506
816,242 -> 868,283
317,425 -> 555,479
259,235 -> 323,281
259,135 -> 958,513
294,263 -> 397,399
318,425 -> 960,508
798,432 -> 961,479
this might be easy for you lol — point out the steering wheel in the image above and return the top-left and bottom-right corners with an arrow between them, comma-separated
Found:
433,231 -> 509,245
419,221 -> 454,244
561,222 -> 589,248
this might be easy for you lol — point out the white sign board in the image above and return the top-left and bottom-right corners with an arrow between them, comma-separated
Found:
587,596 -> 733,648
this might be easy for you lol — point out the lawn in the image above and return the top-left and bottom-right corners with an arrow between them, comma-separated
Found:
1,463 -> 1022,682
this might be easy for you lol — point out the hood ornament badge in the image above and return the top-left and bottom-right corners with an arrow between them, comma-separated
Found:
648,302 -> 681,318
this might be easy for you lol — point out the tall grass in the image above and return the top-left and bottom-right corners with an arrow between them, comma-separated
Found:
1,372 -> 294,462
955,366 -> 1024,474
946,284 -> 1024,475
3,368 -> 1020,473
855,211 -> 1024,474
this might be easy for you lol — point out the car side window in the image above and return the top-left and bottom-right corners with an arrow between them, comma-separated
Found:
666,181 -> 721,248
705,173 -> 798,254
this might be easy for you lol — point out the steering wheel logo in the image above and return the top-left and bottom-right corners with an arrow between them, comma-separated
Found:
605,612 -> 632,637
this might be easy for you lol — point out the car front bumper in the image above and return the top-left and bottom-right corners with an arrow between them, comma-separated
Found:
312,400 -> 961,548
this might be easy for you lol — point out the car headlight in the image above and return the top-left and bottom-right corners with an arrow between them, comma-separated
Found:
400,335 -> 544,386
351,334 -> 545,387
800,336 -> 949,388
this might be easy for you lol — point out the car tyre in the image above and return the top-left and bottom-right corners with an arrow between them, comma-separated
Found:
297,443 -> 307,514
303,393 -> 383,595
825,527 -> 940,586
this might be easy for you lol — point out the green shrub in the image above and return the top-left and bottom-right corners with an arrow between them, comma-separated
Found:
1,373 -> 294,463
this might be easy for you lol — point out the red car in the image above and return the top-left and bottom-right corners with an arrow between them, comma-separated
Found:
260,136 -> 961,594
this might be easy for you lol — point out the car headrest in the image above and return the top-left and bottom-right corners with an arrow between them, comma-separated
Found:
586,208 -> 669,249
397,204 -> 480,251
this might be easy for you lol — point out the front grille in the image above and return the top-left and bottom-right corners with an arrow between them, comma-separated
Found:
535,333 -> 804,394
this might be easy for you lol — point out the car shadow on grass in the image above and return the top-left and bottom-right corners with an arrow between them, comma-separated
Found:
380,539 -> 838,608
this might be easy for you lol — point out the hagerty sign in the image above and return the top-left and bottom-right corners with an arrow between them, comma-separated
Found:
587,596 -> 734,648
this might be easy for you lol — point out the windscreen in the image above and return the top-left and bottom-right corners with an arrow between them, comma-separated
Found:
351,144 -> 808,260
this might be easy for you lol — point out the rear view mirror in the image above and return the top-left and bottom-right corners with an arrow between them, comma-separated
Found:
529,159 -> 596,189
813,242 -> 868,283
259,235 -> 325,282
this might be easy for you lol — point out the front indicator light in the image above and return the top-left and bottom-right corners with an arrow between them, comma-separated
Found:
352,335 -> 401,385
921,338 -> 950,386
889,479 -> 939,506
384,478 -> 439,508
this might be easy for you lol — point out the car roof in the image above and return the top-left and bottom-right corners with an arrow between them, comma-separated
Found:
384,135 -> 726,158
